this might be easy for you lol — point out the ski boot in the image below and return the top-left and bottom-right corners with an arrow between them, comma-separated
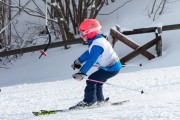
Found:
69,101 -> 95,110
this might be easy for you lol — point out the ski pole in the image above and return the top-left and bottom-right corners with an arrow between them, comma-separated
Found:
93,63 -> 142,68
39,0 -> 51,59
122,63 -> 142,67
87,78 -> 146,94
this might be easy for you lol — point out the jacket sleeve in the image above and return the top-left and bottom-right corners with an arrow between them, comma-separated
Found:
80,45 -> 103,74
78,50 -> 89,63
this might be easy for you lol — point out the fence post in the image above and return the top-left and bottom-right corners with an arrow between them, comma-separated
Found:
155,27 -> 162,56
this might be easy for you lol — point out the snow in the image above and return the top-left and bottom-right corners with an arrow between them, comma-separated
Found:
1,0 -> 180,120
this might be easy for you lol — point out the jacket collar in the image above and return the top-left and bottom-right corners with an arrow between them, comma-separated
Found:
87,34 -> 103,46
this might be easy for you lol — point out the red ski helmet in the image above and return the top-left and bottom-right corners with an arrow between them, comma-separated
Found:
78,19 -> 102,39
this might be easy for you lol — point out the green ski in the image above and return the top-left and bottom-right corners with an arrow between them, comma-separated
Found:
32,99 -> 129,116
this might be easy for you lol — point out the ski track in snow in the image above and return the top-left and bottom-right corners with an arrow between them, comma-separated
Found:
0,66 -> 180,120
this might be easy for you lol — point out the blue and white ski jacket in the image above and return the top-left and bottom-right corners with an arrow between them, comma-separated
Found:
78,34 -> 122,74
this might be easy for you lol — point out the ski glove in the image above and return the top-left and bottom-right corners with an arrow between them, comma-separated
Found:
71,59 -> 82,70
72,72 -> 87,81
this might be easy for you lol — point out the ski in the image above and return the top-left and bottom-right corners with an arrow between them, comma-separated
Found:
32,109 -> 69,116
32,99 -> 129,116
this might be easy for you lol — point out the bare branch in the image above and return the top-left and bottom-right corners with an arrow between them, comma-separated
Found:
153,0 -> 165,21
0,1 -> 57,23
151,0 -> 157,14
159,0 -> 167,15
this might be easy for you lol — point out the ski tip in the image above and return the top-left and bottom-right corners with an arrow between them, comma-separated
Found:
32,112 -> 39,116
32,110 -> 56,116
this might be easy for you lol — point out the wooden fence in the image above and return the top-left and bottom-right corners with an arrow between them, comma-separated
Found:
0,24 -> 180,60
0,38 -> 83,57
110,24 -> 180,64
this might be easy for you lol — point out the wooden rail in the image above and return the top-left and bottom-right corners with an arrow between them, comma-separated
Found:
0,24 -> 179,58
110,29 -> 155,60
122,24 -> 180,35
110,24 -> 180,64
120,37 -> 160,64
0,38 -> 83,57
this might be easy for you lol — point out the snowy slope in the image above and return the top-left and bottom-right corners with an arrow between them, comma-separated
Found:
1,0 -> 180,120
0,66 -> 180,120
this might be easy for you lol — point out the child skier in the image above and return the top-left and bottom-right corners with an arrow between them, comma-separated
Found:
71,19 -> 122,108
